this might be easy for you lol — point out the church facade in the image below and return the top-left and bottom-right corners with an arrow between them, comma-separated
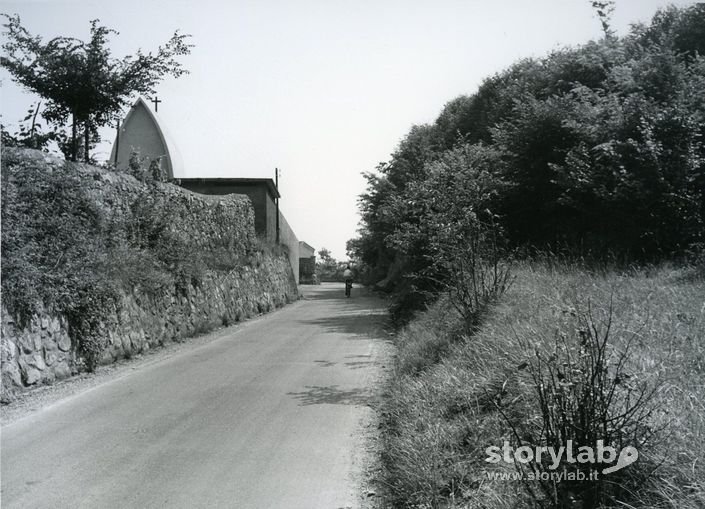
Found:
110,97 -> 183,179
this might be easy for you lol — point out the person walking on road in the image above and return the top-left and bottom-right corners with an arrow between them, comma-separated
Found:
343,265 -> 353,297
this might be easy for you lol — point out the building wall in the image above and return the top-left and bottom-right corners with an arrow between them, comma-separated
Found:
298,242 -> 316,283
299,257 -> 316,282
251,187 -> 270,237
264,191 -> 277,243
278,211 -> 299,284
299,242 -> 315,258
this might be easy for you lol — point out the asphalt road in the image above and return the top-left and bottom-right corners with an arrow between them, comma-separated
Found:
1,283 -> 389,509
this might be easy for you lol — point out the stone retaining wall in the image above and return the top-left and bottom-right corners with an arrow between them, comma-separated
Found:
0,149 -> 298,401
1,253 -> 296,401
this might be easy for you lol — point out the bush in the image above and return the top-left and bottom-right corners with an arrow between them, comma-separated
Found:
384,143 -> 511,324
1,150 -> 120,371
498,302 -> 661,507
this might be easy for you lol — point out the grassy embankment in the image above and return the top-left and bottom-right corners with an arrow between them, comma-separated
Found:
380,261 -> 705,508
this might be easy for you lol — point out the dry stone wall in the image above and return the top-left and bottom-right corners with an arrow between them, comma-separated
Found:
1,310 -> 72,390
1,253 -> 296,398
1,149 -> 298,401
103,252 -> 296,363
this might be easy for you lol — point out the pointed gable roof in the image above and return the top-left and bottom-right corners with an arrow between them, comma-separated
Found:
110,97 -> 184,179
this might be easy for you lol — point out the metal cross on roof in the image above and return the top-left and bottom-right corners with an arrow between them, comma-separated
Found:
151,96 -> 162,112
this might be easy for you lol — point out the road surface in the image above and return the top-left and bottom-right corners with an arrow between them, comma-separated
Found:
1,284 -> 389,509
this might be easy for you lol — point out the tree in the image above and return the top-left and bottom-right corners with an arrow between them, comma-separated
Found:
354,2 -> 705,307
1,101 -> 58,150
317,248 -> 334,264
590,1 -> 616,38
1,15 -> 192,162
316,247 -> 345,281
385,143 -> 510,323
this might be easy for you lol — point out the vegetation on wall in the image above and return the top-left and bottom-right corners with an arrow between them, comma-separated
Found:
1,149 -> 261,371
1,151 -> 118,369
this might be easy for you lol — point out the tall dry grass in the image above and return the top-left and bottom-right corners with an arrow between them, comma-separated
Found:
380,261 -> 705,508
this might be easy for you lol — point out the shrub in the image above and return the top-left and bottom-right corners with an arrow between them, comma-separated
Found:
386,143 -> 512,324
497,302 -> 661,507
1,150 -> 120,371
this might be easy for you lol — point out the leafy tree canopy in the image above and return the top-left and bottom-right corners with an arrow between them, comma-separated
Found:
352,3 -> 705,318
1,15 -> 193,162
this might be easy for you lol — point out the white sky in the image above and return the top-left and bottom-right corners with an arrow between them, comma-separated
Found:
0,0 -> 696,259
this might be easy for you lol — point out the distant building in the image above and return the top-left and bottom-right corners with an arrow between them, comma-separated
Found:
298,241 -> 316,284
110,97 -> 183,179
299,241 -> 315,258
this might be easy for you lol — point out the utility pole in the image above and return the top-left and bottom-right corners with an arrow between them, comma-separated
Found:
114,118 -> 120,165
275,168 -> 280,244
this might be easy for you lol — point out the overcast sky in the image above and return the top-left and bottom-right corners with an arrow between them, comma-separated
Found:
0,0 -> 696,259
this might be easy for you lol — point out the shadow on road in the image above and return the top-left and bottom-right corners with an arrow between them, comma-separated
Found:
344,361 -> 374,370
298,290 -> 339,301
287,385 -> 374,406
299,311 -> 388,339
296,284 -> 391,339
